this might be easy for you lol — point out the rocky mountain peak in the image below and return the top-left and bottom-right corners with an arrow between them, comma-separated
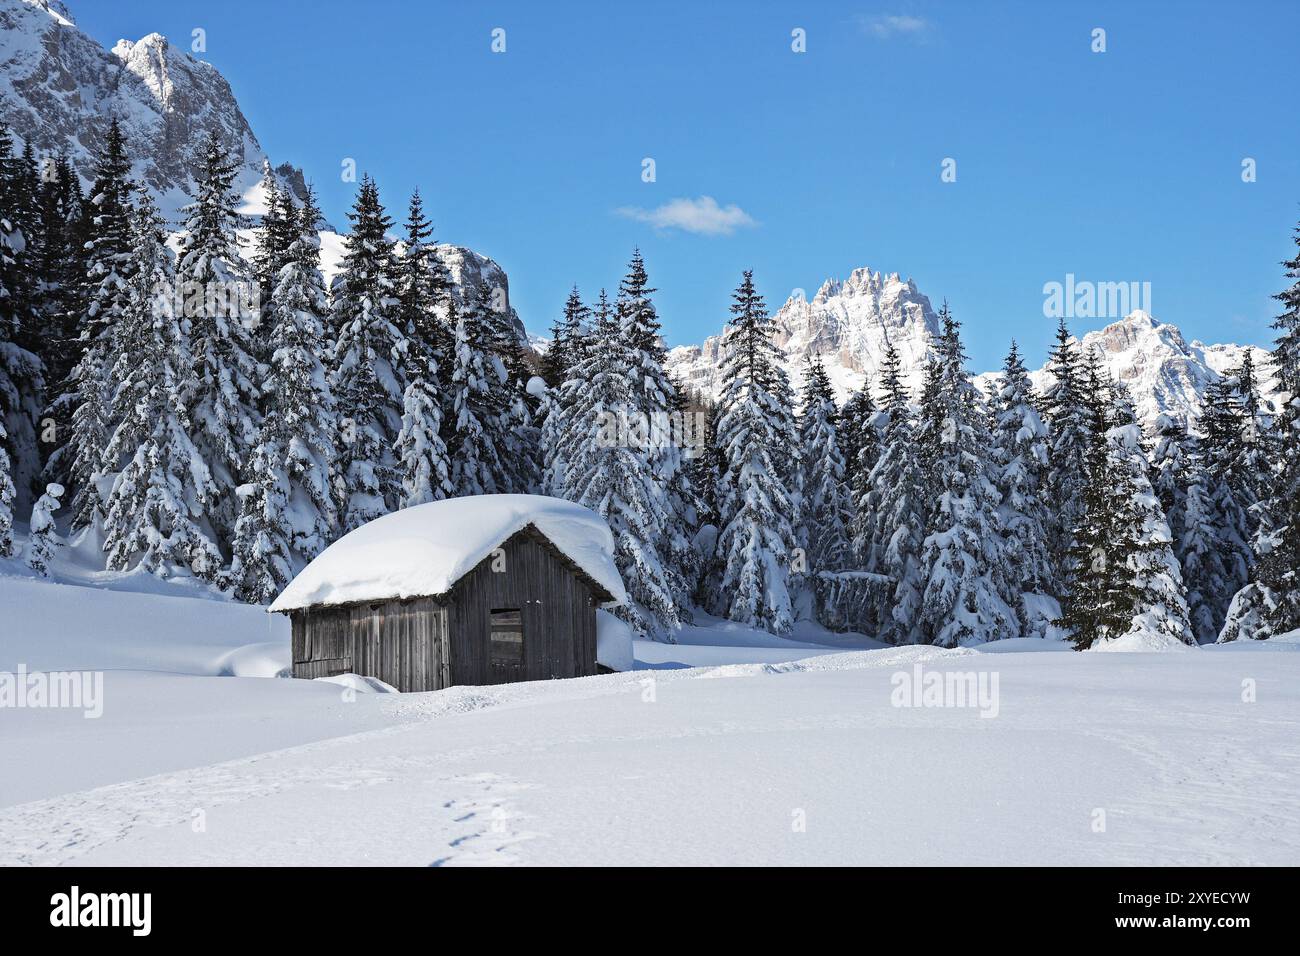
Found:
977,309 -> 1275,428
0,0 -> 306,223
809,266 -> 914,305
667,275 -> 1273,432
22,0 -> 71,25
669,264 -> 939,401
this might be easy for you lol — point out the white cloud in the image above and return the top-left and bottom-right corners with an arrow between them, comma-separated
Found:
615,196 -> 757,237
859,14 -> 931,39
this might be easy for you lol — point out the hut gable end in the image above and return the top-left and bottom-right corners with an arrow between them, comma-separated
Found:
444,526 -> 603,687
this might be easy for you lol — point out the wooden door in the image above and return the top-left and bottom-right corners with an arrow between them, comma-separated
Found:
487,608 -> 525,684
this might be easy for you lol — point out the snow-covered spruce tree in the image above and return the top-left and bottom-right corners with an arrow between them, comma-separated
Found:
0,130 -> 42,351
35,151 -> 86,340
270,185 -> 341,543
329,174 -> 405,527
17,146 -> 71,441
712,270 -> 798,634
100,191 -> 222,579
394,188 -> 453,385
1221,218 -> 1300,641
1056,375 -> 1133,650
798,355 -> 851,573
395,339 -> 453,508
0,125 -> 46,521
1149,414 -> 1222,639
1189,376 -> 1255,638
840,379 -> 880,502
854,339 -> 929,642
177,131 -> 260,550
990,340 -> 1053,599
538,287 -> 593,496
543,287 -> 617,498
666,374 -> 705,607
497,328 -> 543,494
682,389 -> 723,594
616,250 -> 696,614
26,482 -> 63,576
224,441 -> 290,602
446,290 -> 510,497
1225,349 -> 1274,530
390,188 -> 454,509
542,285 -> 589,388
1041,317 -> 1090,584
249,168 -> 297,371
914,307 -> 1018,646
553,288 -> 680,637
1150,414 -> 1192,535
226,188 -> 340,602
468,276 -> 537,493
0,131 -> 44,508
1058,364 -> 1194,650
1108,421 -> 1196,648
5,139 -> 40,244
685,390 -> 721,529
1257,220 -> 1300,637
1177,454 -> 1222,644
66,123 -> 134,533
33,152 -> 86,490
395,354 -> 453,506
253,170 -> 297,294
535,381 -> 564,497
799,357 -> 854,628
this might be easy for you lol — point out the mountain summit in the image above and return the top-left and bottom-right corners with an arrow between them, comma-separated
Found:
668,266 -> 940,400
1018,309 -> 1271,425
0,0 -> 306,220
666,267 -> 1273,428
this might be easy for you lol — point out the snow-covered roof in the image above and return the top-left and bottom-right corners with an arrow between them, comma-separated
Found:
269,495 -> 626,613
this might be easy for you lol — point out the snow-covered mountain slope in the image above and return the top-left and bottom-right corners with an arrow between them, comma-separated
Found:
979,310 -> 1275,427
665,265 -> 1274,428
669,266 -> 940,400
0,0 -> 305,221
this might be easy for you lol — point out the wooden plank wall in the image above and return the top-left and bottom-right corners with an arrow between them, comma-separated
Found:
447,530 -> 600,686
292,597 -> 449,692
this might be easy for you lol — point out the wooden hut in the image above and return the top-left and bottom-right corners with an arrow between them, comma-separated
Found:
269,495 -> 627,692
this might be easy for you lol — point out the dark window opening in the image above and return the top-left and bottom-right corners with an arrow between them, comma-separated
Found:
490,608 -> 524,666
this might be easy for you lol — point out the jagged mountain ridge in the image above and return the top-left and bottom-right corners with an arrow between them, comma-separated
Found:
2,0 -> 528,343
1003,309 -> 1273,427
0,0 -> 308,222
664,267 -> 1275,428
668,266 -> 941,401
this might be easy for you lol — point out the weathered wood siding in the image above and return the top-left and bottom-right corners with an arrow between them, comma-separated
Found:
290,526 -> 602,691
291,596 -> 450,692
447,528 -> 600,686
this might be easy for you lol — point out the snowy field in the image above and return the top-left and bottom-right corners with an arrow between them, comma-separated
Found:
2,565 -> 1299,866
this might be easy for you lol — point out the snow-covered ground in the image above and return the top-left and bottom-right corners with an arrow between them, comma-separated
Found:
2,561 -> 1299,866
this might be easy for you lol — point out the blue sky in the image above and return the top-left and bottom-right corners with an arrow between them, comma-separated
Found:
77,0 -> 1300,370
